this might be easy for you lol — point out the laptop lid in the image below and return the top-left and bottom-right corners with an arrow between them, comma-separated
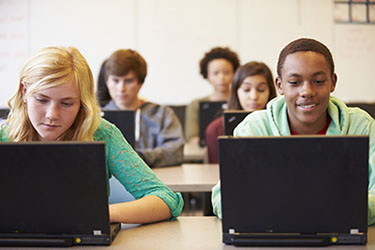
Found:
199,101 -> 226,147
0,108 -> 9,119
0,142 -> 120,247
219,136 -> 368,246
223,110 -> 251,136
102,110 -> 135,147
0,108 -> 9,124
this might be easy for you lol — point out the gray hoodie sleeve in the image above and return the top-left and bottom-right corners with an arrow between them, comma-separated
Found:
136,103 -> 185,168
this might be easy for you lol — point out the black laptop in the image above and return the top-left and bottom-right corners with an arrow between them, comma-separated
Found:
219,136 -> 368,246
102,110 -> 135,147
0,108 -> 9,123
223,110 -> 251,136
0,142 -> 121,247
199,101 -> 226,147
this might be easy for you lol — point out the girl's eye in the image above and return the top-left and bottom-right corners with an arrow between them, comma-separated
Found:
36,97 -> 48,104
62,102 -> 73,107
257,88 -> 266,93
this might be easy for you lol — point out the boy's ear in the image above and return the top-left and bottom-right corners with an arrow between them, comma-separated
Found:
330,73 -> 337,93
275,76 -> 284,95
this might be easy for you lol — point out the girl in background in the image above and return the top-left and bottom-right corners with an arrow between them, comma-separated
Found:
185,47 -> 240,146
205,61 -> 277,163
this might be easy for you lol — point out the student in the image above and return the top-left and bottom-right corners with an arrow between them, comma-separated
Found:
205,62 -> 277,163
185,47 -> 240,145
211,38 -> 375,225
0,46 -> 183,224
97,49 -> 184,168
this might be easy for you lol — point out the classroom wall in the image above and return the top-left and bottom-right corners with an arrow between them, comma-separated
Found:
0,0 -> 374,108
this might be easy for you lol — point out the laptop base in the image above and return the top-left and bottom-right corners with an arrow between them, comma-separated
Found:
0,237 -> 73,247
223,233 -> 367,246
0,222 -> 121,247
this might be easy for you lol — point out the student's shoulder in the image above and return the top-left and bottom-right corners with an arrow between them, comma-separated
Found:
206,116 -> 224,138
210,115 -> 224,127
206,115 -> 224,132
330,96 -> 374,134
93,118 -> 121,141
331,96 -> 374,123
141,102 -> 180,125
142,101 -> 162,111
101,100 -> 118,110
347,107 -> 374,122
347,107 -> 375,134
141,102 -> 172,116
241,109 -> 269,127
234,109 -> 270,136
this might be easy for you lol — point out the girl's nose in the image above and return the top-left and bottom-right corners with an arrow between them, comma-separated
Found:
45,103 -> 60,120
250,89 -> 258,100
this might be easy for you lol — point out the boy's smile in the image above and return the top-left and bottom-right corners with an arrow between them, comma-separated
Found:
276,51 -> 337,134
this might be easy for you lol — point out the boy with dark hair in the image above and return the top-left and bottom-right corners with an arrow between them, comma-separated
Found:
212,38 -> 375,225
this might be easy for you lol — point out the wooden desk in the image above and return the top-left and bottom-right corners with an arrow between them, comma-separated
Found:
183,140 -> 207,163
153,163 -> 219,192
15,217 -> 375,249
117,217 -> 375,249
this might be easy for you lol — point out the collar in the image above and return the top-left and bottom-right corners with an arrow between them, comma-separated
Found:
290,116 -> 332,135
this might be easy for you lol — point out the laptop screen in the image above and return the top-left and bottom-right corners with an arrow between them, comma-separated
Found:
223,110 -> 251,136
199,101 -> 226,147
102,110 -> 135,147
219,136 -> 368,245
0,108 -> 9,119
0,142 -> 113,243
0,108 -> 9,124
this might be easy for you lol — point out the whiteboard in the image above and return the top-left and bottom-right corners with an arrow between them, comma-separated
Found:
333,24 -> 375,102
0,0 -> 29,107
0,0 -> 374,107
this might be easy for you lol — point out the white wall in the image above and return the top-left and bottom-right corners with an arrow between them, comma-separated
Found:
0,0 -> 374,107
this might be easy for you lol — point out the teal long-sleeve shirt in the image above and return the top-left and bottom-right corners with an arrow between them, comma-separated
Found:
0,118 -> 184,219
212,96 -> 375,225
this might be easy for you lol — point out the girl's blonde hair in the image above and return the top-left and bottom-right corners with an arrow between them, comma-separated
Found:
5,46 -> 102,141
